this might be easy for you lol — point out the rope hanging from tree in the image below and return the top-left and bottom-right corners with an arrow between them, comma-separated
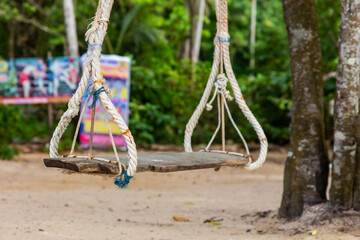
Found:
48,0 -> 267,189
49,0 -> 137,188
184,0 -> 268,170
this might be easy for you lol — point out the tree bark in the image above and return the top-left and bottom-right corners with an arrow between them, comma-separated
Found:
353,116 -> 360,210
278,0 -> 329,219
330,0 -> 360,209
63,0 -> 79,57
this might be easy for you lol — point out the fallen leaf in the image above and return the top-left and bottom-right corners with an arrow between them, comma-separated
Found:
208,221 -> 222,226
173,216 -> 189,222
204,217 -> 224,224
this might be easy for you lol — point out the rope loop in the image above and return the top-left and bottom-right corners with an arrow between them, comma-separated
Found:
50,0 -> 138,188
184,0 -> 267,170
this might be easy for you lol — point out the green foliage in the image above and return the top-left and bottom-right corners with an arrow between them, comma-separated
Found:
0,0 -> 342,151
237,72 -> 292,143
127,0 -> 292,146
0,0 -> 66,57
0,105 -> 48,159
316,0 -> 341,73
0,104 -> 78,159
0,106 -> 23,159
0,145 -> 19,160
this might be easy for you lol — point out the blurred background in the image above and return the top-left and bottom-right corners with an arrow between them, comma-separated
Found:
0,0 -> 340,159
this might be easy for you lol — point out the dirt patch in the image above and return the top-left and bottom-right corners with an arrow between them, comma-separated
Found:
241,203 -> 360,238
0,148 -> 358,239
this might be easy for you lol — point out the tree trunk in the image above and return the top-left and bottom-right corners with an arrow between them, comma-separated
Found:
181,0 -> 196,60
181,39 -> 191,59
185,0 -> 197,91
192,0 -> 205,63
278,0 -> 329,220
330,0 -> 360,209
63,0 -> 79,57
8,20 -> 15,59
249,0 -> 257,70
353,116 -> 360,210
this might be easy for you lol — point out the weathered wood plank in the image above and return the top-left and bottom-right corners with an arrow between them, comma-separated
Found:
43,152 -> 248,175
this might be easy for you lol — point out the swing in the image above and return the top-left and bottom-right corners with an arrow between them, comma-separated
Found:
44,0 -> 268,188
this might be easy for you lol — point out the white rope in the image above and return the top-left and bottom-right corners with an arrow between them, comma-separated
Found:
184,32 -> 221,152
205,94 -> 222,150
184,0 -> 268,170
69,89 -> 91,156
100,101 -> 124,173
49,0 -> 137,177
203,74 -> 251,158
223,94 -> 250,156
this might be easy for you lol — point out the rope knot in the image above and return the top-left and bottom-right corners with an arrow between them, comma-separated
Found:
206,74 -> 233,111
88,86 -> 105,109
215,74 -> 227,91
218,32 -> 230,43
114,171 -> 133,188
206,103 -> 213,111
215,74 -> 233,101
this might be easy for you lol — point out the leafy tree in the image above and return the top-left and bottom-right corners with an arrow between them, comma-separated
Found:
0,0 -> 341,152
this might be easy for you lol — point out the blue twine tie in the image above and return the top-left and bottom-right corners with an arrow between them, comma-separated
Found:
218,36 -> 230,42
88,86 -> 105,109
114,171 -> 133,188
84,84 -> 93,98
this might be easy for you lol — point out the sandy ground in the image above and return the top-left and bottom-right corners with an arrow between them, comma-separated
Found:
0,149 -> 359,240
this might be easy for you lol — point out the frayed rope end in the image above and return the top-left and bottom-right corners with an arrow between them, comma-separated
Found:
114,171 -> 133,188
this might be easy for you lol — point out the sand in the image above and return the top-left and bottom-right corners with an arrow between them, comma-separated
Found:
0,150 -> 359,240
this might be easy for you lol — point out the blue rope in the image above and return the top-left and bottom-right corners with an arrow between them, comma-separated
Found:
114,171 -> 133,188
218,36 -> 230,43
88,87 -> 105,109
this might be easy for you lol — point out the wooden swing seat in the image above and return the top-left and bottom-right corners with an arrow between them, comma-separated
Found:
43,152 -> 248,175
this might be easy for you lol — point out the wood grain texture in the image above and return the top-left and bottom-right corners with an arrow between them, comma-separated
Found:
44,152 -> 248,175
